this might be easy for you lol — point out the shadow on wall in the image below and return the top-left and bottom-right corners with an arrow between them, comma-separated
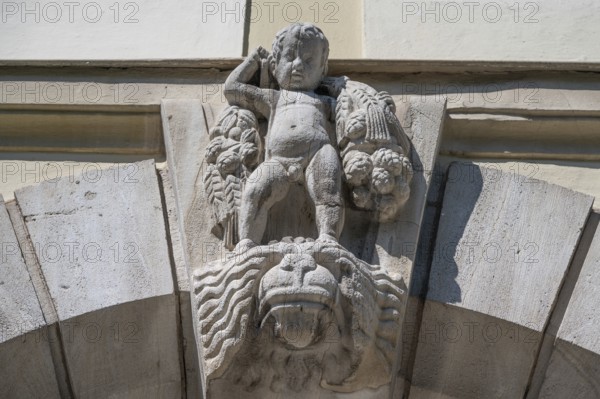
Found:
428,161 -> 485,304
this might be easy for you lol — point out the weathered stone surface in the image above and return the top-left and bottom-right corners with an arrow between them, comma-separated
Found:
15,160 -> 174,319
428,163 -> 593,325
409,302 -> 541,399
158,166 -> 202,399
373,96 -> 446,282
410,164 -> 594,397
61,296 -> 181,399
14,160 -> 182,398
0,196 -> 45,342
395,159 -> 447,397
536,213 -> 600,398
161,98 -> 216,272
379,97 -> 446,398
162,98 -> 217,396
0,196 -> 62,398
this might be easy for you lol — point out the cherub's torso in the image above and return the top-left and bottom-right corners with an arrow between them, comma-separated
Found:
266,89 -> 334,168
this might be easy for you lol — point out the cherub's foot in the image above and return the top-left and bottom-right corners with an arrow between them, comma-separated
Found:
234,238 -> 258,254
317,233 -> 338,243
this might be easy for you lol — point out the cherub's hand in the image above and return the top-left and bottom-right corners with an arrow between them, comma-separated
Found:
250,46 -> 270,63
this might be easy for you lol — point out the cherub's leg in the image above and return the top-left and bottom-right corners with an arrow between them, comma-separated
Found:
239,160 -> 291,245
306,144 -> 344,241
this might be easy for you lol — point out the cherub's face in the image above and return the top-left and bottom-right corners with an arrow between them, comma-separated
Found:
272,33 -> 326,91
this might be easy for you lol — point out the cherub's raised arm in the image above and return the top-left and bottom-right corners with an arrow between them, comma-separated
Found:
224,47 -> 273,118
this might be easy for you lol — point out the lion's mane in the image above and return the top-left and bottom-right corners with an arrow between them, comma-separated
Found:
193,239 -> 404,393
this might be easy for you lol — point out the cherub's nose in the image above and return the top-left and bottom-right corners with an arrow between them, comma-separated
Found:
292,57 -> 304,71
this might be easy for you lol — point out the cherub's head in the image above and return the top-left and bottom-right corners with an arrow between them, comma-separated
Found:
270,23 -> 329,91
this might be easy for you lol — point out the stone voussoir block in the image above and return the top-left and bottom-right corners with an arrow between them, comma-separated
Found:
13,160 -> 182,399
410,163 -> 594,398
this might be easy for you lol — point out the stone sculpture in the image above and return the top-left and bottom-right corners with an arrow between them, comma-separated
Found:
197,23 -> 413,395
194,239 -> 403,393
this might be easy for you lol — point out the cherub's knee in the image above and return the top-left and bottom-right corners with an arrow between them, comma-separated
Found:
242,182 -> 262,204
315,144 -> 341,168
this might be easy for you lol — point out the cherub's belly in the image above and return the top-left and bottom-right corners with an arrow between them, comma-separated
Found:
267,108 -> 331,168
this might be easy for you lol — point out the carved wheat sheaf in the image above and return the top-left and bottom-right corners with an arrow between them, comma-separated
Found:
193,240 -> 405,392
203,164 -> 225,221
333,79 -> 414,222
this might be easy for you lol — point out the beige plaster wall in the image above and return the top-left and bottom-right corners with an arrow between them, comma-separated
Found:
364,0 -> 600,61
246,0 -> 363,58
0,0 -> 245,59
2,0 -> 600,61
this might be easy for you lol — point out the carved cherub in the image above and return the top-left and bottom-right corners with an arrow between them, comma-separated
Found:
205,23 -> 413,251
224,23 -> 342,249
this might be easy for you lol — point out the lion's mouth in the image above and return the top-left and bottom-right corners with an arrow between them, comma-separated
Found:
258,289 -> 338,349
259,288 -> 335,312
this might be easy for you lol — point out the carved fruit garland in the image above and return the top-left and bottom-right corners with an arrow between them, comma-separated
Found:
335,80 -> 413,222
203,106 -> 261,249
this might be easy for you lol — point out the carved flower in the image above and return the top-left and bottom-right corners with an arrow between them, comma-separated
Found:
371,148 -> 403,176
371,167 -> 395,194
352,186 -> 372,209
205,136 -> 226,164
343,151 -> 373,186
240,143 -> 259,167
216,150 -> 241,175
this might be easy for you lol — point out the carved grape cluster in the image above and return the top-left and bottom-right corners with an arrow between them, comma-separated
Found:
206,106 -> 261,177
343,147 -> 412,222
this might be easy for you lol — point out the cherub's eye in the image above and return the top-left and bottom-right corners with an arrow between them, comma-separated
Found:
306,58 -> 313,64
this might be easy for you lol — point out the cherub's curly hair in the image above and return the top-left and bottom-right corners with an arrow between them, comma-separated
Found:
271,23 -> 329,71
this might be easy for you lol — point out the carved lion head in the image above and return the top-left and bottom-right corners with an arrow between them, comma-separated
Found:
193,238 -> 405,394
